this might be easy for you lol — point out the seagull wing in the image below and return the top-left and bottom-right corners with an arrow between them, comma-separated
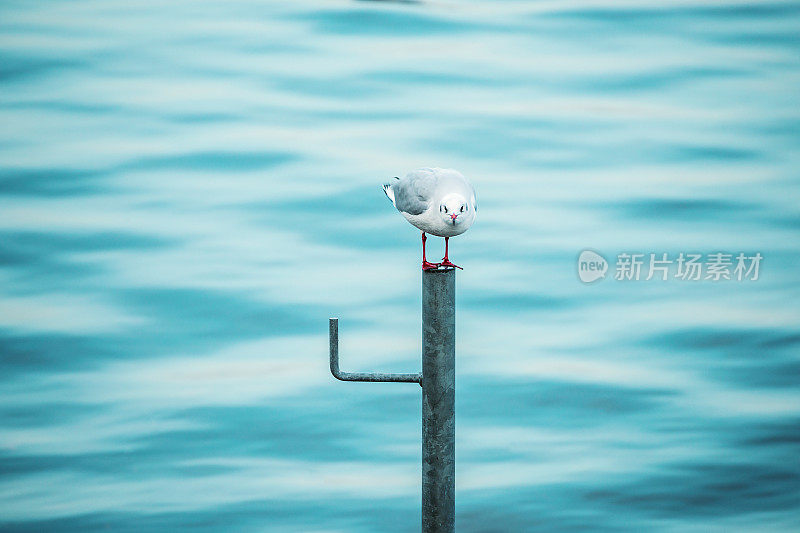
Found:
390,168 -> 436,215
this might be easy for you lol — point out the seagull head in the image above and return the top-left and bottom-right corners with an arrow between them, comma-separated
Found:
438,193 -> 471,227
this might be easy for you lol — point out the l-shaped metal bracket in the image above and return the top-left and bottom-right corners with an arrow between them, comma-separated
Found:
329,318 -> 422,384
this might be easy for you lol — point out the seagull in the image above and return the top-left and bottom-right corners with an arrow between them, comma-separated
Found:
383,167 -> 477,270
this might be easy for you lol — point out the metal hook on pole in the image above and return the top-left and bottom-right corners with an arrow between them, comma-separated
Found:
329,317 -> 421,384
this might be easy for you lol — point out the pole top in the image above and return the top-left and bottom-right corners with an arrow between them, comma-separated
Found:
423,266 -> 457,274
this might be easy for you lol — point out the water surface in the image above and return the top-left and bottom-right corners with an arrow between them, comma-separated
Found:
1,1 -> 799,531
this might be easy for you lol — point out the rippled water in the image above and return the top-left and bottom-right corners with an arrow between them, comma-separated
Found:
1,1 -> 799,531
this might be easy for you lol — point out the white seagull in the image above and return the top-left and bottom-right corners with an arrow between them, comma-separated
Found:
383,167 -> 477,270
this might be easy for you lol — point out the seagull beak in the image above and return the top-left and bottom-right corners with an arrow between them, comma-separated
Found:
450,214 -> 458,224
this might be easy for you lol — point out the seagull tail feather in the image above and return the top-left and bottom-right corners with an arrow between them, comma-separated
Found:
382,178 -> 398,207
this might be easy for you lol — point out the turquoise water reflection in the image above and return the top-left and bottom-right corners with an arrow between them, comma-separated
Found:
1,1 -> 799,531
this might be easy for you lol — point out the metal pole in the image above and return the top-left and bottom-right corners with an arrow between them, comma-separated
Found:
328,267 -> 457,532
421,268 -> 455,533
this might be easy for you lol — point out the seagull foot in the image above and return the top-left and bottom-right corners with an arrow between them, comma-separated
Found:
438,259 -> 463,270
422,261 -> 440,271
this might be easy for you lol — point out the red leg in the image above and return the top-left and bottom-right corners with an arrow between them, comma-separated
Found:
439,237 -> 462,270
421,232 -> 439,270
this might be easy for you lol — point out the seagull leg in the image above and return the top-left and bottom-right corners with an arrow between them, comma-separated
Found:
421,232 -> 439,270
439,237 -> 462,270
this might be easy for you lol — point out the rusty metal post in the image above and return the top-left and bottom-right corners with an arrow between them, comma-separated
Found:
329,267 -> 456,533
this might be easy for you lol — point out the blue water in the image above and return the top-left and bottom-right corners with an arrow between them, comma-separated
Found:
1,1 -> 799,531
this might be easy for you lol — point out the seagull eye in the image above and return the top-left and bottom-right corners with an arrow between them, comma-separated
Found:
460,205 -> 465,213
443,206 -> 448,213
